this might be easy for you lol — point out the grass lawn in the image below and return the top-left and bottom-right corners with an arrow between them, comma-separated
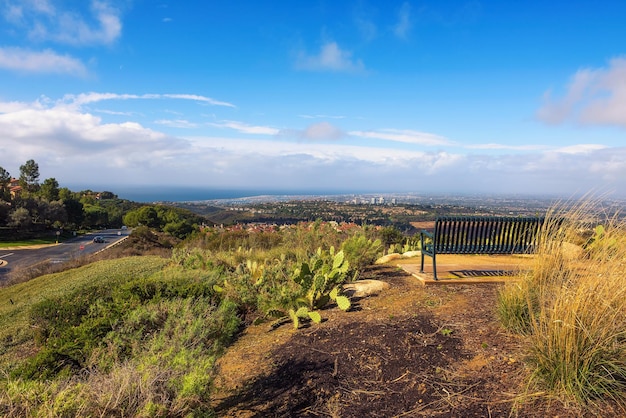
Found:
0,237 -> 60,248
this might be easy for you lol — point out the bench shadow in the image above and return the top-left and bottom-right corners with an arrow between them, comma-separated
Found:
449,269 -> 517,278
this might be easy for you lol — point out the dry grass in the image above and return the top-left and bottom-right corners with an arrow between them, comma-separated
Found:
498,199 -> 626,408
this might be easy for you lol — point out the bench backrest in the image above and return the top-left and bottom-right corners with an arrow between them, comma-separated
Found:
432,216 -> 545,254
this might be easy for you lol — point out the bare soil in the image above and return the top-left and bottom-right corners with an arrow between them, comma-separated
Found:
211,264 -> 620,417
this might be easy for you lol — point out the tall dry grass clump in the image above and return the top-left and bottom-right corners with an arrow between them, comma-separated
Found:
498,199 -> 626,406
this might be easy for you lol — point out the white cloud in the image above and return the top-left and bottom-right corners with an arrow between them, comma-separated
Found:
275,122 -> 346,141
0,47 -> 88,76
394,2 -> 412,39
209,120 -> 280,135
350,129 -> 452,146
59,92 -> 235,109
301,121 -> 345,140
95,108 -> 134,116
162,94 -> 236,108
466,143 -> 548,151
295,41 -> 365,73
0,99 -> 191,185
554,144 -> 608,154
29,0 -> 122,46
186,135 -> 443,166
155,119 -> 198,129
537,57 -> 626,128
1,94 -> 625,197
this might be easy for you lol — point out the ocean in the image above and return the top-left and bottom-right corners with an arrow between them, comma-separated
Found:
110,186 -> 352,203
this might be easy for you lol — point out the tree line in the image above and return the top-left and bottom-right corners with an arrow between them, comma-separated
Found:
0,159 -> 138,234
0,159 -> 207,240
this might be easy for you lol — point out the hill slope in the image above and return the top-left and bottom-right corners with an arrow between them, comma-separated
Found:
211,265 -> 617,417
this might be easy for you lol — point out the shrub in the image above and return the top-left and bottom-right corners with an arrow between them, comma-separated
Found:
292,247 -> 351,311
497,201 -> 626,405
340,233 -> 383,276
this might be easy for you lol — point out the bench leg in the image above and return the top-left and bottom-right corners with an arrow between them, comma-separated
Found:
420,234 -> 425,273
432,253 -> 438,280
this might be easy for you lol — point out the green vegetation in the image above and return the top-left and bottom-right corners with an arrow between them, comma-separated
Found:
0,221 -> 389,416
4,177 -> 626,414
0,237 -> 60,248
497,202 -> 626,406
123,205 -> 206,239
1,160 -> 207,245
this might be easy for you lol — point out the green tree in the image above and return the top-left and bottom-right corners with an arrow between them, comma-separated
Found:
19,159 -> 40,194
99,191 -> 117,200
163,220 -> 195,239
137,206 -> 161,228
63,197 -> 84,228
79,190 -> 97,205
58,187 -> 75,201
0,166 -> 10,201
9,207 -> 32,228
39,177 -> 60,201
82,205 -> 109,228
0,203 -> 9,226
43,200 -> 68,227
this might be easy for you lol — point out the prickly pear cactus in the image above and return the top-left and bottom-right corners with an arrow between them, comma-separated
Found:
292,247 -> 351,311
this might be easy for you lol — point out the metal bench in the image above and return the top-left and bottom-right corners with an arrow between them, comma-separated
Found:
419,216 -> 546,280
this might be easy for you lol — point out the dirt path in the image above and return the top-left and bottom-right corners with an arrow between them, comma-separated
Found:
211,265 -> 610,417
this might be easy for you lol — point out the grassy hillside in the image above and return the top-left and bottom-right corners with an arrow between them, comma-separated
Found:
0,257 -> 169,367
0,223 -> 386,416
1,210 -> 625,416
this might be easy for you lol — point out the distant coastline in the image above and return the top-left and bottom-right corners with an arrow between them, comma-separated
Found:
66,185 -> 626,208
108,186 -> 358,203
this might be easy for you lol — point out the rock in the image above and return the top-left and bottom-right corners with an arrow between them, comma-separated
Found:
560,242 -> 584,260
343,279 -> 390,298
375,253 -> 402,264
402,250 -> 421,258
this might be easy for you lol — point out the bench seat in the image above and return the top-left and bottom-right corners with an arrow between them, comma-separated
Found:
420,216 -> 546,280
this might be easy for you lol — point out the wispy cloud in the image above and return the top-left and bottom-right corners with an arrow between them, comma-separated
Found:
466,143 -> 548,151
162,94 -> 236,108
537,57 -> 626,128
393,2 -> 412,39
1,94 -> 625,195
209,120 -> 280,135
0,47 -> 87,76
295,41 -> 365,73
155,119 -> 198,129
554,144 -> 608,154
356,17 -> 377,41
301,121 -> 345,140
298,114 -> 346,119
60,92 -> 235,109
95,108 -> 135,116
16,0 -> 124,46
350,129 -> 452,146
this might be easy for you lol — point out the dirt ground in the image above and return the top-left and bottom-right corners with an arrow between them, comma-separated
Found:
211,262 -> 620,417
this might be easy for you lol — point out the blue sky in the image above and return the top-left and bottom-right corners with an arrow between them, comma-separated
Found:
1,1 -> 626,199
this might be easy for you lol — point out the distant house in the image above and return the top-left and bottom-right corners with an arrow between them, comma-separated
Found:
9,178 -> 22,198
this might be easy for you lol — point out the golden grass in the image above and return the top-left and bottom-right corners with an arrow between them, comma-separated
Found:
498,199 -> 626,407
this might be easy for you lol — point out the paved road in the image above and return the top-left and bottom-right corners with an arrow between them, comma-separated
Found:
0,229 -> 130,279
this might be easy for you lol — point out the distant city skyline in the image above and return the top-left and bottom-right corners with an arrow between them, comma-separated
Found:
1,1 -> 626,197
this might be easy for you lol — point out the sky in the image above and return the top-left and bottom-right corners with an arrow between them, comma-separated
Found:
1,1 -> 626,200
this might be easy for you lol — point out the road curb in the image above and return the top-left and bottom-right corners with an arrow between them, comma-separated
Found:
0,260 -> 7,267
